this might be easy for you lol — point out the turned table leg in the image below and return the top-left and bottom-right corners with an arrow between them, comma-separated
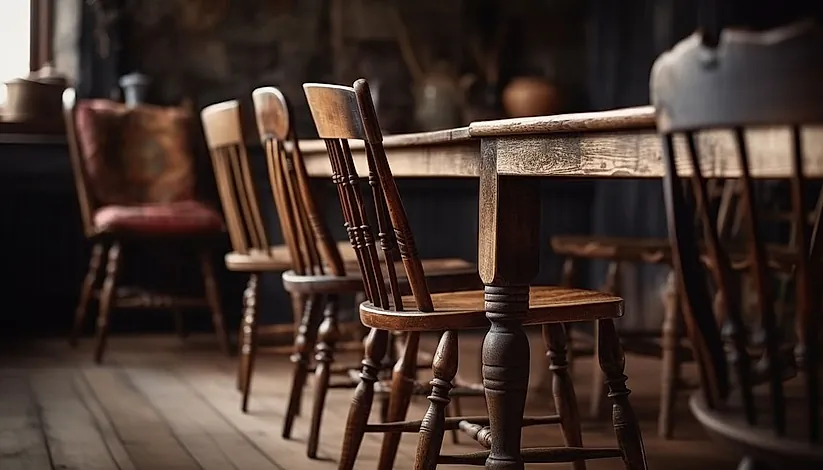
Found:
483,284 -> 531,470
477,147 -> 541,470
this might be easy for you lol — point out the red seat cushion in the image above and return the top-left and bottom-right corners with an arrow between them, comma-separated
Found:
94,201 -> 224,236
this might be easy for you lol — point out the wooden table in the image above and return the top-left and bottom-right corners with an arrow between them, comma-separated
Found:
300,105 -> 823,468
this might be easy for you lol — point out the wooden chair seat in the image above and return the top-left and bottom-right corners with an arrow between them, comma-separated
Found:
224,241 -> 358,272
552,234 -> 799,271
689,388 -> 823,470
281,257 -> 480,295
360,286 -> 622,331
551,235 -> 672,263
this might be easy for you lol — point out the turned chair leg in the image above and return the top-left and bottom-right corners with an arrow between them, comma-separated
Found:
94,243 -> 121,364
70,242 -> 105,348
307,296 -> 341,459
590,260 -> 621,420
658,270 -> 680,439
597,318 -> 648,470
240,274 -> 259,413
377,331 -> 421,470
413,330 -> 458,470
283,294 -> 323,438
200,250 -> 230,356
544,323 -> 586,470
338,328 -> 390,470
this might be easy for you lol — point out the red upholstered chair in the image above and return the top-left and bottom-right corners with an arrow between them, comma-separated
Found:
63,88 -> 230,363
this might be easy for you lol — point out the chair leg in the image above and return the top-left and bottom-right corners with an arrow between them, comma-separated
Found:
172,309 -> 187,339
413,330 -> 458,470
597,318 -> 648,470
94,243 -> 121,364
377,331 -> 421,470
283,294 -> 323,438
200,250 -> 230,356
544,323 -> 586,470
446,396 -> 462,444
658,271 -> 680,439
590,260 -> 621,420
560,258 -> 577,374
338,328 -> 390,470
240,274 -> 259,413
70,242 -> 105,348
289,292 -> 307,417
307,296 -> 340,459
378,332 -> 402,424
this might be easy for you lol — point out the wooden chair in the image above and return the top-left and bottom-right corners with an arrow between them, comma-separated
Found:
201,99 -> 356,412
552,177 -> 744,438
251,86 -> 484,458
304,79 -> 648,470
652,19 -> 823,470
64,88 -> 229,363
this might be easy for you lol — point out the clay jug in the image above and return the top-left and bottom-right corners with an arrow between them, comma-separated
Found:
502,76 -> 560,118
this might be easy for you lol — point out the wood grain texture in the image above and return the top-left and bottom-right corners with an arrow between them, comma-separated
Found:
468,106 -> 655,136
492,127 -> 823,178
301,120 -> 823,179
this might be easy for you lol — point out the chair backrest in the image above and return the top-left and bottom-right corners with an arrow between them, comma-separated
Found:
251,87 -> 346,277
303,80 -> 433,312
63,88 -> 198,238
651,19 -> 823,441
200,100 -> 271,256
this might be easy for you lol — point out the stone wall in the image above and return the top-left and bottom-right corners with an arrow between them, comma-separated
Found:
112,0 -> 585,137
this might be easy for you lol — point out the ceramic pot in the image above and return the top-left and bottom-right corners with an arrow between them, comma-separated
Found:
414,71 -> 463,131
502,76 -> 560,118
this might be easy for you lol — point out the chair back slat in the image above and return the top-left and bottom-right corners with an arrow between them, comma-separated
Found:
652,20 -> 823,441
355,79 -> 433,312
201,100 -> 270,255
252,87 -> 346,277
304,80 -> 433,312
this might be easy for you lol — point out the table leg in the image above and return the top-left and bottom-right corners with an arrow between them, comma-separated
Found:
478,143 -> 541,470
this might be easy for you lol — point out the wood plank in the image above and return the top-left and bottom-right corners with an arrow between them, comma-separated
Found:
120,365 -> 277,470
490,127 -> 823,179
468,106 -> 656,136
29,368 -> 119,470
81,367 -> 202,470
72,372 -> 136,470
0,373 -> 53,470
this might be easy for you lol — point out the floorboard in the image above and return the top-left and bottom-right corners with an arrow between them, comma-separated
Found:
0,334 -> 741,469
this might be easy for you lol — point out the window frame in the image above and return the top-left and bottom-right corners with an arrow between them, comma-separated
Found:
29,0 -> 54,72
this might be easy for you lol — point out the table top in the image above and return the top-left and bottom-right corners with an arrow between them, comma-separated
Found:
299,106 -> 823,179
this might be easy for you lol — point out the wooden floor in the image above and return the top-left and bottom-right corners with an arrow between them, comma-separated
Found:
0,333 -> 740,470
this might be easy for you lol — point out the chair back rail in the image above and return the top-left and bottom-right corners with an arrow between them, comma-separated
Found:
252,87 -> 346,277
303,80 -> 433,312
652,20 -> 823,441
201,100 -> 270,255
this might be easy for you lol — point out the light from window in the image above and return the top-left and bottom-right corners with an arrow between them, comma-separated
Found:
0,1 -> 31,105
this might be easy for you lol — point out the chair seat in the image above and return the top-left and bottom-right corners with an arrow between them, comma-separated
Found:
282,257 -> 480,295
689,386 -> 823,470
94,200 -> 224,237
551,235 -> 672,263
360,285 -> 622,331
225,241 -> 358,272
551,234 -> 799,272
